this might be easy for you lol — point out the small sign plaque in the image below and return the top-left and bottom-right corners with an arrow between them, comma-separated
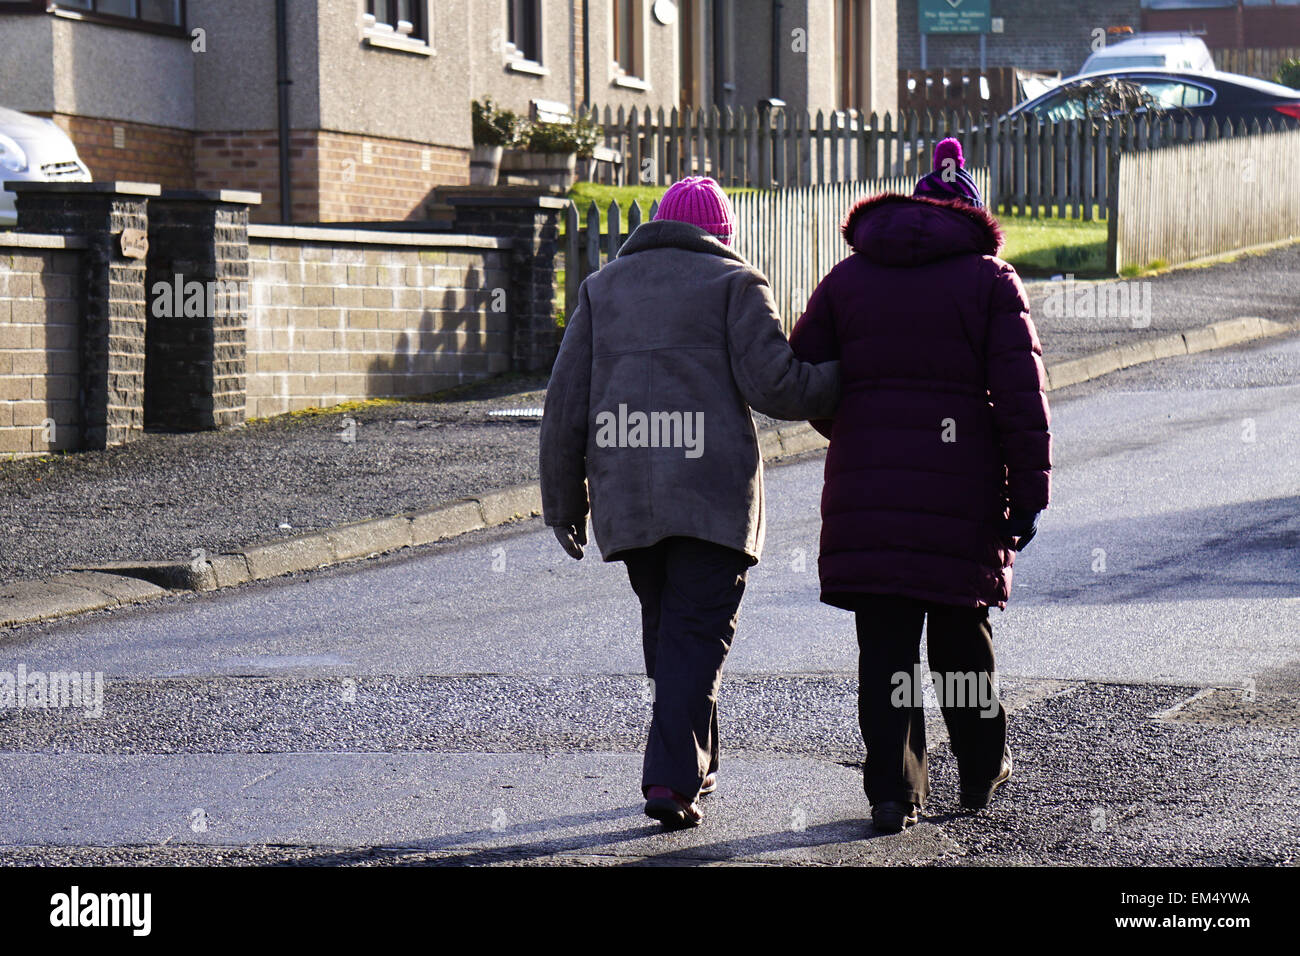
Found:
120,228 -> 149,259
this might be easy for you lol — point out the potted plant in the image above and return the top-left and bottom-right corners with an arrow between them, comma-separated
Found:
471,98 -> 522,185
511,116 -> 600,189
1277,58 -> 1300,91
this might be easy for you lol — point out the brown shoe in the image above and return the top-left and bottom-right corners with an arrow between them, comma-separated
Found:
699,772 -> 718,796
644,786 -> 703,829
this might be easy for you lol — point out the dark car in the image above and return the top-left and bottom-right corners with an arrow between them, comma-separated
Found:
1006,68 -> 1300,130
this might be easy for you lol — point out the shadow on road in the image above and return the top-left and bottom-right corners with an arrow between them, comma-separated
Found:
1029,494 -> 1300,605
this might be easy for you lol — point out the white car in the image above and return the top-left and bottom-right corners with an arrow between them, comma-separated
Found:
1080,34 -> 1215,76
0,105 -> 92,227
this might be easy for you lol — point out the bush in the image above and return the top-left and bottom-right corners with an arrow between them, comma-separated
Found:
472,98 -> 522,148
524,116 -> 601,158
1276,58 -> 1300,91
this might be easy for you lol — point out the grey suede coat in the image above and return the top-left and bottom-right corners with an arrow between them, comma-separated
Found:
540,219 -> 840,564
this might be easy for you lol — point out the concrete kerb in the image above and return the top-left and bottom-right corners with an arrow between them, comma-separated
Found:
1043,317 -> 1292,391
1,315 -> 1294,630
0,572 -> 167,629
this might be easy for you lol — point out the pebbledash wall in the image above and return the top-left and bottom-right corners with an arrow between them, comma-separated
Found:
0,182 -> 562,456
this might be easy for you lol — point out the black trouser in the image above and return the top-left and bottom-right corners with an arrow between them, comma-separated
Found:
622,537 -> 750,802
853,594 -> 1007,808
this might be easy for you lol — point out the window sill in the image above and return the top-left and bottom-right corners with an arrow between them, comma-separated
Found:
507,58 -> 550,77
612,73 -> 650,92
363,30 -> 433,56
44,5 -> 188,37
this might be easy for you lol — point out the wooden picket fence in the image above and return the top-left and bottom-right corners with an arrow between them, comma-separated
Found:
584,104 -> 1294,221
1110,127 -> 1300,272
563,170 -> 990,334
1212,47 -> 1300,82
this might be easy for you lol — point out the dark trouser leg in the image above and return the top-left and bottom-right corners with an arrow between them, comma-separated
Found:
855,595 -> 929,807
624,543 -> 667,681
632,537 -> 748,801
925,603 -> 1007,788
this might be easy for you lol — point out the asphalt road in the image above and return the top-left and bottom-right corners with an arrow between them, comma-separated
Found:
0,335 -> 1297,865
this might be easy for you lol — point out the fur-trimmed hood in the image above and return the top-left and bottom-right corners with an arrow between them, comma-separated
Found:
841,193 -> 1005,268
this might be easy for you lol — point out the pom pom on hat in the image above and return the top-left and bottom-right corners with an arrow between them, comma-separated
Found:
933,137 -> 965,172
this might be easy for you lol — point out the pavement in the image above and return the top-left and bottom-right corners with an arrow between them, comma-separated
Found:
1023,240 -> 1300,364
0,333 -> 1297,866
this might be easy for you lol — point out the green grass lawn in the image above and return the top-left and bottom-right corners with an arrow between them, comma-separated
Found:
563,182 -> 759,238
999,211 -> 1109,278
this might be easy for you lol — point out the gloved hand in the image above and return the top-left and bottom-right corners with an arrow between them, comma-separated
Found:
1001,509 -> 1040,552
552,523 -> 587,560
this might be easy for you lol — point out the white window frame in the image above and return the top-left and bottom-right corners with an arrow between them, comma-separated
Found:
505,0 -> 549,76
361,0 -> 434,56
610,0 -> 649,90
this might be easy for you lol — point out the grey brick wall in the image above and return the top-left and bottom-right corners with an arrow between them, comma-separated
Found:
0,241 -> 83,455
244,228 -> 514,419
446,195 -> 567,374
145,191 -> 257,431
10,182 -> 158,451
4,184 -> 545,444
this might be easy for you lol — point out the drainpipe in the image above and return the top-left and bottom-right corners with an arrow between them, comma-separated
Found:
275,0 -> 293,223
712,0 -> 727,106
582,0 -> 591,108
771,0 -> 783,100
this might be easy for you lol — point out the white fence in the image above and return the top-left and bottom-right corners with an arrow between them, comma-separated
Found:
1111,128 -> 1300,271
565,170 -> 990,332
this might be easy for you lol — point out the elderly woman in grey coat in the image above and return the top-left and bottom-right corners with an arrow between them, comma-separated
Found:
540,176 -> 839,828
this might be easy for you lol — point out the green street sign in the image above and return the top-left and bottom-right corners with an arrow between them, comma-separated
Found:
919,0 -> 991,35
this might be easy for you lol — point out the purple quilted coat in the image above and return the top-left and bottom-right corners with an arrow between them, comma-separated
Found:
789,193 -> 1052,610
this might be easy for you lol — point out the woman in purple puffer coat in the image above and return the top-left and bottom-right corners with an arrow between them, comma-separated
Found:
789,138 -> 1052,834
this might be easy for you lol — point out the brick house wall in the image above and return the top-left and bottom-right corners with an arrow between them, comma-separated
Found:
312,131 -> 468,223
194,130 -> 469,225
46,115 -> 196,190
194,131 -> 317,226
1144,4 -> 1300,50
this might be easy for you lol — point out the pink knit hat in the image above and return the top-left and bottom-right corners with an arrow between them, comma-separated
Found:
654,176 -> 736,244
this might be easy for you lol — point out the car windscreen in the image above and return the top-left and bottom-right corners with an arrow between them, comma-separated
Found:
1085,55 -> 1167,70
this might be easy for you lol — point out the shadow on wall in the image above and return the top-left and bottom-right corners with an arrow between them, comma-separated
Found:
364,263 -> 495,399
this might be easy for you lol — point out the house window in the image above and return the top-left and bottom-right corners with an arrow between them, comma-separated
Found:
507,0 -> 543,64
613,0 -> 645,83
50,0 -> 183,27
366,0 -> 427,41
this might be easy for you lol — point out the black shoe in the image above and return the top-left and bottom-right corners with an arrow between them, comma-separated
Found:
960,750 -> 1013,809
644,786 -> 703,829
872,800 -> 920,834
